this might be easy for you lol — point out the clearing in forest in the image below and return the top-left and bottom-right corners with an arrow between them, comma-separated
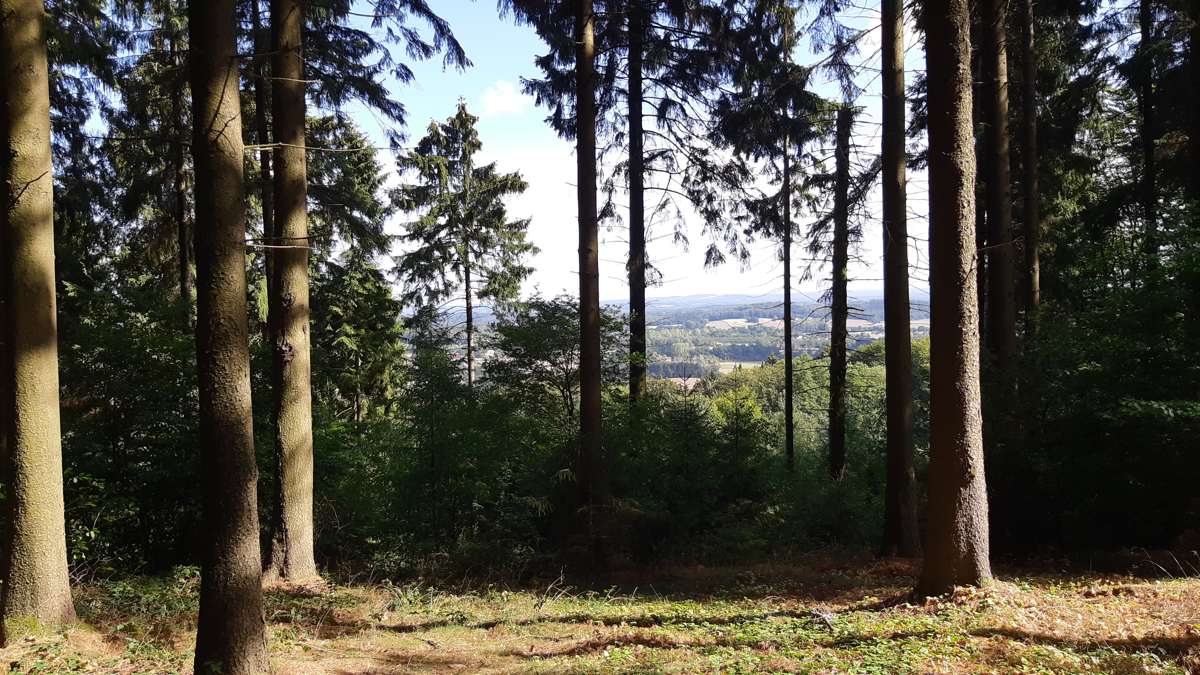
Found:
2,557 -> 1198,673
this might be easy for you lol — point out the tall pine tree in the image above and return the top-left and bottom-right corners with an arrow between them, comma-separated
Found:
0,0 -> 77,638
187,0 -> 269,668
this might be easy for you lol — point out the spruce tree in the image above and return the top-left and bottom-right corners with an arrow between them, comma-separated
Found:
394,102 -> 536,386
187,0 -> 269,669
918,0 -> 993,596
262,0 -> 320,586
880,0 -> 919,557
828,107 -> 852,481
0,0 -> 77,638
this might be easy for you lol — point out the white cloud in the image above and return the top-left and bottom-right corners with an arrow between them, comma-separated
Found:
479,80 -> 532,118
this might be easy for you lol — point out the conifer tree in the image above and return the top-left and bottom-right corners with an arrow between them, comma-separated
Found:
394,102 -> 536,386
262,0 -> 320,585
0,0 -> 77,638
880,0 -> 919,556
918,0 -> 993,596
503,0 -> 613,537
828,107 -> 852,481
711,0 -> 824,472
1019,0 -> 1040,314
187,0 -> 269,669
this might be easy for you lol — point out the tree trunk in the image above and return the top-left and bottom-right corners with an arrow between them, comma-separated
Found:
782,131 -> 795,472
1019,0 -> 1039,314
263,0 -> 318,586
463,155 -> 474,389
982,0 -> 1016,373
0,0 -> 77,639
576,0 -> 607,530
971,15 -> 987,341
1138,0 -> 1157,260
828,107 -> 851,482
0,73 -> 7,636
170,37 -> 190,316
917,0 -> 993,596
880,0 -> 920,557
187,0 -> 270,670
1191,8 -> 1200,203
354,351 -> 362,423
251,0 -> 275,289
628,0 -> 648,402
980,0 -> 1017,549
464,244 -> 474,388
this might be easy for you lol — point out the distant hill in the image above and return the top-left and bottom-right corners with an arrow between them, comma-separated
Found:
603,287 -> 930,309
440,288 -> 930,327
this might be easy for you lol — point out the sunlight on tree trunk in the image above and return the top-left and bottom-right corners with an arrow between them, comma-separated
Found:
918,0 -> 993,597
188,0 -> 270,670
264,0 -> 319,586
0,0 -> 76,639
880,0 -> 919,557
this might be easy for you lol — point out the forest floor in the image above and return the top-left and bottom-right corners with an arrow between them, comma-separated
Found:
2,554 -> 1199,673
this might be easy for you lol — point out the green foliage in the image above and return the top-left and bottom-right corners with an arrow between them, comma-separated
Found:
310,250 -> 406,422
483,295 -> 627,427
58,274 -> 200,575
393,102 -> 537,311
36,0 -> 1200,587
305,116 -> 395,256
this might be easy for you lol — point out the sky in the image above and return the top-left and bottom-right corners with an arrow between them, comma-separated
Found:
348,1 -> 930,306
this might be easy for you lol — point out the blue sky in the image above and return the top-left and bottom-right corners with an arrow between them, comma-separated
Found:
350,1 -> 930,305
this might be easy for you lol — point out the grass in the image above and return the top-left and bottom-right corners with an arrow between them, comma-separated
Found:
2,554 -> 1198,673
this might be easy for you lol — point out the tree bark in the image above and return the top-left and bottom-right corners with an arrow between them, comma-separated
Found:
980,0 -> 1017,550
1138,0 -> 1157,260
1191,7 -> 1200,203
628,0 -> 648,402
0,0 -> 77,639
464,241 -> 474,388
982,0 -> 1016,374
917,0 -> 993,596
170,37 -> 190,316
782,131 -> 795,472
828,107 -> 852,482
880,0 -> 920,557
576,0 -> 607,529
251,0 -> 275,289
187,0 -> 270,670
1019,0 -> 1039,314
971,13 -> 987,342
263,0 -> 319,586
463,154 -> 474,389
0,71 -> 7,636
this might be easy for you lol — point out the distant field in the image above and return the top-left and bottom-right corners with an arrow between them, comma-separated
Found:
705,318 -> 786,330
718,361 -> 762,373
